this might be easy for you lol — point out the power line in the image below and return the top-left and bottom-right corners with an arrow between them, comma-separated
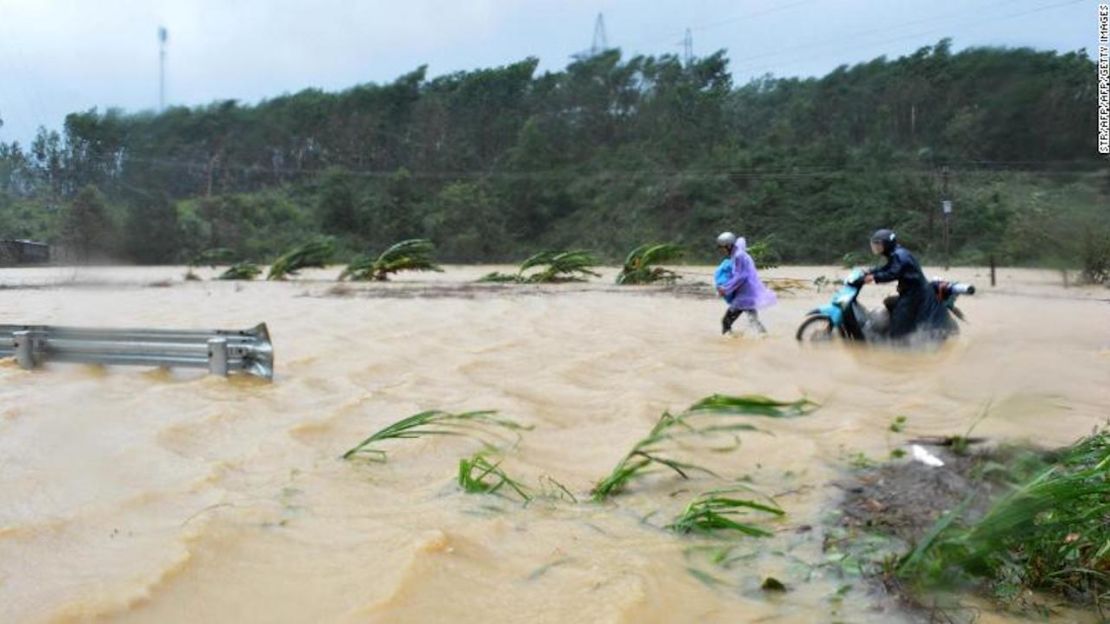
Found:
729,0 -> 1030,67
611,0 -> 1076,79
621,1 -> 815,52
82,152 -> 1106,181
730,0 -> 1085,77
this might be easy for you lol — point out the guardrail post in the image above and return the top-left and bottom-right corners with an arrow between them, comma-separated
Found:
13,330 -> 37,370
207,338 -> 229,376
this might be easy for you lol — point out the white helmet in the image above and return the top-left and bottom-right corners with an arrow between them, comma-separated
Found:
716,231 -> 737,247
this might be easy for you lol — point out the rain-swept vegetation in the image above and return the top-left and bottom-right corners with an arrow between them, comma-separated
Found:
337,400 -> 1107,619
266,238 -> 335,280
218,262 -> 262,280
341,409 -> 530,462
479,250 -> 600,283
898,430 -> 1109,613
667,487 -> 785,538
457,453 -> 532,502
339,238 -> 442,281
343,394 -> 816,517
3,42 -> 1100,269
591,394 -> 819,501
590,410 -> 722,502
616,243 -> 684,285
687,394 -> 819,418
746,240 -> 781,271
1080,232 -> 1110,284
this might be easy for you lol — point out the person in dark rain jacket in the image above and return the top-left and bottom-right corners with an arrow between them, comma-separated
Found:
863,229 -> 951,339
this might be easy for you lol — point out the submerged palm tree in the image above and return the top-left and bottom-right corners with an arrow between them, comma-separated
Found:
266,238 -> 336,280
480,250 -> 600,283
340,239 -> 443,281
218,262 -> 262,280
616,243 -> 685,285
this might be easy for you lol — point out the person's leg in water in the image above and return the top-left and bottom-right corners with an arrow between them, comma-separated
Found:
721,308 -> 742,334
722,308 -> 767,335
888,289 -> 921,340
745,309 -> 768,334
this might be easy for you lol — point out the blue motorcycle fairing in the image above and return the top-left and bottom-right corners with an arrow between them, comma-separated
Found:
816,303 -> 843,326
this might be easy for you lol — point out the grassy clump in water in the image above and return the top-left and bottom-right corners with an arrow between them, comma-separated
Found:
590,394 -> 819,501
667,487 -> 784,538
479,250 -> 600,284
339,239 -> 443,282
590,411 -> 719,501
341,409 -> 530,462
218,262 -> 262,280
267,238 -> 335,280
688,394 -> 819,418
899,430 -> 1110,613
615,243 -> 684,285
457,453 -> 532,502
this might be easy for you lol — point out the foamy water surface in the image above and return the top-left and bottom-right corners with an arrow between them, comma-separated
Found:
1,264 -> 1107,623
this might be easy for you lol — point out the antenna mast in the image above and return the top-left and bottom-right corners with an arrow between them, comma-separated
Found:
158,26 -> 168,111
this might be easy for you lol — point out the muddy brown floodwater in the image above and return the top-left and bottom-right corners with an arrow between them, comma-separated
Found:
0,265 -> 1107,623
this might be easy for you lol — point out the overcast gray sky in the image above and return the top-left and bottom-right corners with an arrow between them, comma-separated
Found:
0,0 -> 1093,146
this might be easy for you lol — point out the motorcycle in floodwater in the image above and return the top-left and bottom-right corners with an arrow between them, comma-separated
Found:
795,268 -> 975,343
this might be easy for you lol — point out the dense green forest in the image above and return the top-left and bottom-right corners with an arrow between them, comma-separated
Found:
0,39 -> 1105,270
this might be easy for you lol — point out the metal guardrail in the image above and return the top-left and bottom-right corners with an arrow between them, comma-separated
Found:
0,323 -> 273,380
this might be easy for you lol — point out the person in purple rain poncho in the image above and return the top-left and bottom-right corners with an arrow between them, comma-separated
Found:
714,231 -> 777,334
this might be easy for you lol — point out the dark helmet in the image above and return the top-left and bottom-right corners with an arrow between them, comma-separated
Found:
870,228 -> 897,253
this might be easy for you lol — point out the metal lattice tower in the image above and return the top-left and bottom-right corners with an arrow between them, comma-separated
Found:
681,28 -> 693,65
592,13 -> 608,52
572,13 -> 609,61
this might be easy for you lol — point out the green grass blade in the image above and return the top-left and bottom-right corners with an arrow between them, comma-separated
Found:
457,453 -> 532,502
667,488 -> 784,538
342,409 -> 528,461
687,394 -> 820,417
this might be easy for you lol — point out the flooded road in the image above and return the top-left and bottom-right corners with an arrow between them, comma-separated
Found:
1,265 -> 1107,623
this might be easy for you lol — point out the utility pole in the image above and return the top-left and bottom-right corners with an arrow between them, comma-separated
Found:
158,26 -> 168,111
941,165 -> 952,271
